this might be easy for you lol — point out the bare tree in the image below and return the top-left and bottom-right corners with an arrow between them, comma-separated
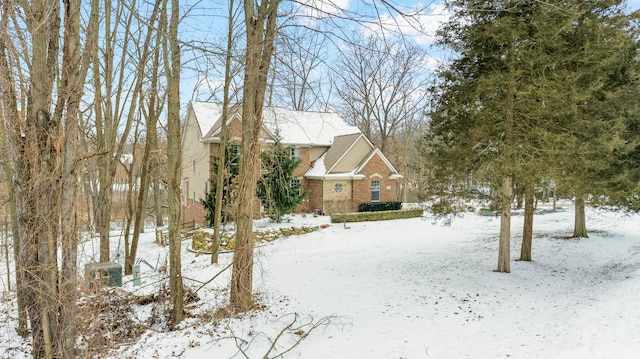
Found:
162,0 -> 185,326
125,0 -> 165,275
1,0 -> 98,356
269,24 -> 330,111
334,34 -> 428,153
0,2 -> 27,335
231,0 -> 281,312
91,0 -> 151,262
211,0 -> 241,265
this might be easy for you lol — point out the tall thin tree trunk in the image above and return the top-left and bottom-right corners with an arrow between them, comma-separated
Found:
0,18 -> 28,335
230,0 -> 281,313
496,175 -> 512,273
520,182 -> 535,261
212,0 -> 236,265
496,31 -> 516,274
123,137 -> 138,275
55,0 -> 86,355
128,1 -> 163,274
163,0 -> 184,327
7,170 -> 28,337
572,194 -> 588,238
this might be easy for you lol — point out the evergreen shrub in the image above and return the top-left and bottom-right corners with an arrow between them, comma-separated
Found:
331,209 -> 423,223
358,201 -> 402,212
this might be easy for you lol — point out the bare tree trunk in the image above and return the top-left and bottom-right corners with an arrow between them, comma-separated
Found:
496,175 -> 512,273
2,0 -> 93,356
230,0 -> 281,312
572,194 -> 589,238
55,0 -> 86,355
211,0 -> 236,265
21,3 -> 61,357
153,175 -> 164,226
163,0 -> 184,327
520,182 -> 534,261
123,135 -> 138,273
6,169 -> 28,337
93,0 -> 140,262
0,11 -> 28,336
124,0 -> 163,275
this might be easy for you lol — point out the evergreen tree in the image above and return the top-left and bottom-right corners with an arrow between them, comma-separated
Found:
424,0 -> 636,268
546,1 -> 638,235
257,138 -> 307,222
427,0 -> 566,272
201,148 -> 240,227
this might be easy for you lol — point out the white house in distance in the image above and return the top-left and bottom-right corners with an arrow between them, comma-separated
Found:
181,101 -> 402,224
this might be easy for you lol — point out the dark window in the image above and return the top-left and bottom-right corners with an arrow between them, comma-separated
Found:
290,147 -> 301,162
291,177 -> 302,195
230,144 -> 241,165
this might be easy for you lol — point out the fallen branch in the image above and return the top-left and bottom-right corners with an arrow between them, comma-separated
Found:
195,262 -> 233,294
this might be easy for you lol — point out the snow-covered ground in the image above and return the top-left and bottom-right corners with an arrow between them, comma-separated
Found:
1,200 -> 639,358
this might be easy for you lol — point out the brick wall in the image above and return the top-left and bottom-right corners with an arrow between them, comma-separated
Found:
305,179 -> 324,213
353,153 -> 398,207
293,146 -> 311,177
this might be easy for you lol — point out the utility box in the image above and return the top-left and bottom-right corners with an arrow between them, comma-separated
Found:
132,264 -> 141,287
85,262 -> 123,288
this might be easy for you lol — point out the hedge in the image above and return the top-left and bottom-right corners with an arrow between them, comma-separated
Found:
358,201 -> 402,212
331,209 -> 424,223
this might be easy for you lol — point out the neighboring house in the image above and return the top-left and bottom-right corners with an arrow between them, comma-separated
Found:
181,101 -> 402,224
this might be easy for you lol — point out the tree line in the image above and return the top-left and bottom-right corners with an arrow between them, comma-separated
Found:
423,0 -> 640,272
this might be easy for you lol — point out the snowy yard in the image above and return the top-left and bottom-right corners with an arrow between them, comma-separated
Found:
2,200 -> 639,358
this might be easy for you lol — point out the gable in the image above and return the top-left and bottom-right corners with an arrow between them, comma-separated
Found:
356,149 -> 402,179
324,133 -> 362,171
329,135 -> 373,173
190,102 -> 224,140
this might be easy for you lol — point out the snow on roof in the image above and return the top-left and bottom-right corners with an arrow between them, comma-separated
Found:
262,107 -> 360,146
189,101 -> 360,146
304,153 -> 365,180
190,102 -> 224,139
304,153 -> 327,178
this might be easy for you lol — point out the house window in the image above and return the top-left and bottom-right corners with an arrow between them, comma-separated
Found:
291,177 -> 302,195
290,147 -> 300,162
229,144 -> 241,165
371,180 -> 380,202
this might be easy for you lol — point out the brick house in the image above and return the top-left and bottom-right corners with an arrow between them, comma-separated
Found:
181,101 -> 402,224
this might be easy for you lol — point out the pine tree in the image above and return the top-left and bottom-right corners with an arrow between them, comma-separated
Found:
257,138 -> 307,222
425,0 -> 635,269
546,1 -> 638,236
427,0 -> 565,272
201,149 -> 240,227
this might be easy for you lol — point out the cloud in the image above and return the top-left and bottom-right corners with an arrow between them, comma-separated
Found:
195,74 -> 222,92
297,0 -> 352,19
361,2 -> 451,45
